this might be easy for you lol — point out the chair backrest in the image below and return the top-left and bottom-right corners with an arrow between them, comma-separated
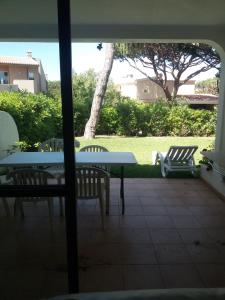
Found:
166,146 -> 198,164
79,145 -> 109,152
39,138 -> 64,152
39,138 -> 80,152
76,167 -> 109,199
9,168 -> 54,185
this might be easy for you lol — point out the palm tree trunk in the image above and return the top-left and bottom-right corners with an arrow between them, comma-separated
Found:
84,43 -> 115,139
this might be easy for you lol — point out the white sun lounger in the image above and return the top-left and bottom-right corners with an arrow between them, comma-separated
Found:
155,146 -> 198,177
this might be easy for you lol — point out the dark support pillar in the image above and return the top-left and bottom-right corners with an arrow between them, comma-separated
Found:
57,0 -> 79,293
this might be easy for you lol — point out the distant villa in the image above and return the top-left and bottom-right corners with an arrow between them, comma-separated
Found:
0,51 -> 47,94
116,75 -> 218,109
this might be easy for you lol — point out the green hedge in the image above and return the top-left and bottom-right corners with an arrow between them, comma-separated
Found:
0,92 -> 62,150
98,100 -> 216,137
0,92 -> 216,150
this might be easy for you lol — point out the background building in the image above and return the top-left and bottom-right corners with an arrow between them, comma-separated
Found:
0,51 -> 47,93
117,75 -> 218,108
117,75 -> 195,101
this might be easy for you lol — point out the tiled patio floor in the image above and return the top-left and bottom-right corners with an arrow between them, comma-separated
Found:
1,178 -> 225,299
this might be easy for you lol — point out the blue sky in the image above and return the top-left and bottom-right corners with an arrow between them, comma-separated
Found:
0,42 -> 123,81
0,42 -> 105,80
0,42 -> 217,82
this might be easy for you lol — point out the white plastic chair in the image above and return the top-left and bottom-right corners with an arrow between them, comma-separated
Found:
38,138 -> 65,215
79,144 -> 110,172
39,138 -> 64,152
76,167 -> 110,228
39,138 -> 80,216
79,145 -> 109,153
59,167 -> 109,228
39,138 -> 80,152
79,145 -> 110,212
155,145 -> 198,177
8,168 -> 55,218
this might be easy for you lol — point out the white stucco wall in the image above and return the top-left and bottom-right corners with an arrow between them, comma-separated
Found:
13,79 -> 35,93
177,84 -> 195,95
118,82 -> 137,99
200,43 -> 225,197
118,79 -> 195,100
0,111 -> 19,160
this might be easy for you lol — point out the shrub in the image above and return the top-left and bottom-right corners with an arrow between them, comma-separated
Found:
167,104 -> 216,136
0,90 -> 216,151
147,101 -> 170,136
0,91 -> 62,150
115,100 -> 139,135
97,106 -> 118,135
97,100 -> 216,137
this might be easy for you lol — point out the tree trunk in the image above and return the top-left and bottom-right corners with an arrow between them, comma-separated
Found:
163,86 -> 172,101
84,43 -> 115,139
173,85 -> 179,99
173,80 -> 180,99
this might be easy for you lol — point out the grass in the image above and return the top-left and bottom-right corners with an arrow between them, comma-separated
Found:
76,136 -> 214,178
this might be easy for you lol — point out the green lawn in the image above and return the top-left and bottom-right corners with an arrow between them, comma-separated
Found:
76,136 -> 214,178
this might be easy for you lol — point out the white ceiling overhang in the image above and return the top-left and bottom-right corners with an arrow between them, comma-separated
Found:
0,0 -> 225,46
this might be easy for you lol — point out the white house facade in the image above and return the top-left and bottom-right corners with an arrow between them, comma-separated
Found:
0,51 -> 47,94
117,76 -> 195,102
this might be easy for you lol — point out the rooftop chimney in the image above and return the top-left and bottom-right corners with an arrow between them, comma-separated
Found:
26,51 -> 32,58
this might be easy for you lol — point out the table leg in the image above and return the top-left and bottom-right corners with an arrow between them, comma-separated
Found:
120,166 -> 125,215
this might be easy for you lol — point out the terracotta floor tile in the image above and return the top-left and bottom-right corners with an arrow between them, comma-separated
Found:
150,229 -> 183,244
4,268 -> 45,300
190,206 -> 225,216
79,243 -> 122,265
206,228 -> 225,244
197,216 -> 225,228
42,270 -> 67,298
124,205 -> 144,216
1,178 -> 225,298
178,228 -> 214,244
172,215 -> 202,228
124,265 -> 164,289
120,244 -> 157,264
140,196 -> 163,206
155,244 -> 192,264
124,197 -> 141,206
162,197 -> 186,206
81,265 -> 124,292
145,216 -> 175,228
196,264 -> 225,287
90,228 -> 121,244
120,228 -> 152,244
107,205 -> 121,216
141,206 -> 168,216
166,206 -> 192,216
160,264 -> 204,288
119,216 -> 147,228
186,244 -> 225,263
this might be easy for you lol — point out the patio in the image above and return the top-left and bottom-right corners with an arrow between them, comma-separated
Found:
1,178 -> 225,299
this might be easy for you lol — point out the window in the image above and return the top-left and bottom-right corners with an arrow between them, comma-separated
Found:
143,86 -> 149,93
28,71 -> 34,80
0,71 -> 9,84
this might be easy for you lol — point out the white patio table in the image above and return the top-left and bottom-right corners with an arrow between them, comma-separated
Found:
0,151 -> 137,214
